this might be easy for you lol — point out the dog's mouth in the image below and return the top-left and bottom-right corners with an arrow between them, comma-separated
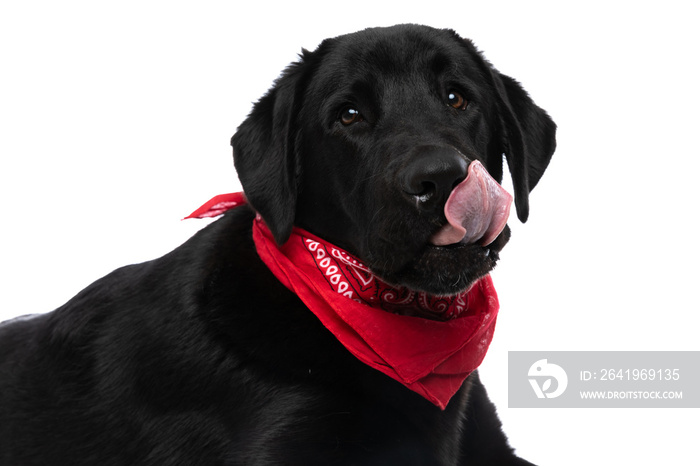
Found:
377,238 -> 505,297
367,161 -> 512,296
429,160 -> 512,248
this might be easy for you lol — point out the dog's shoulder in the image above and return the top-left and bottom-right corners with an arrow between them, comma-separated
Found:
0,207 -> 284,457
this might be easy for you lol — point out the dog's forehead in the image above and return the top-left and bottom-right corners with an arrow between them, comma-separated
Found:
313,25 -> 481,84
337,28 -> 453,68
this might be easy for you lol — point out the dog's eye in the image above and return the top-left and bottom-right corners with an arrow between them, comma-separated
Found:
340,107 -> 363,126
447,91 -> 468,111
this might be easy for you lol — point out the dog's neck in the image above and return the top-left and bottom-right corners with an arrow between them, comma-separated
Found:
186,193 -> 500,410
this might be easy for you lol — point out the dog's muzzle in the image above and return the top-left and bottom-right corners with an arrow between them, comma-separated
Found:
399,145 -> 512,247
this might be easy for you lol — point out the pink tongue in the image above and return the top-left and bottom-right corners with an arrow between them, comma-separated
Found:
430,160 -> 513,246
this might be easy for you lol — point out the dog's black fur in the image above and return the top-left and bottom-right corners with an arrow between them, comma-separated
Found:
0,25 -> 555,465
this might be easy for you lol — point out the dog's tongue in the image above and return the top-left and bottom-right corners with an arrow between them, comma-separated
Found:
430,160 -> 512,247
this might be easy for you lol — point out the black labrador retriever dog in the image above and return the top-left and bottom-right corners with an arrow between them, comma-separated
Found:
0,25 -> 555,465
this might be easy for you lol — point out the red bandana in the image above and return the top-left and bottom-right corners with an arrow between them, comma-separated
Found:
186,193 -> 499,410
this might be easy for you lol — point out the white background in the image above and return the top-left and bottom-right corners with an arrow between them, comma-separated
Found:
1,1 -> 698,464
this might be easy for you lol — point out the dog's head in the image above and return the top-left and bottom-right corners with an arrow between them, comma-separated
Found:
233,25 -> 556,295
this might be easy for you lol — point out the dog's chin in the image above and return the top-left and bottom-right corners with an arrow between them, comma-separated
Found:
372,226 -> 510,296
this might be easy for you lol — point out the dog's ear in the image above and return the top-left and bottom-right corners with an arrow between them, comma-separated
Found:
232,56 -> 312,245
491,71 -> 557,223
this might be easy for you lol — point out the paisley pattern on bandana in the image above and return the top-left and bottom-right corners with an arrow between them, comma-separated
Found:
300,234 -> 469,320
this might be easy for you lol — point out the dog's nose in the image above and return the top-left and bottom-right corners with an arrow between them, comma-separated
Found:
401,146 -> 468,206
